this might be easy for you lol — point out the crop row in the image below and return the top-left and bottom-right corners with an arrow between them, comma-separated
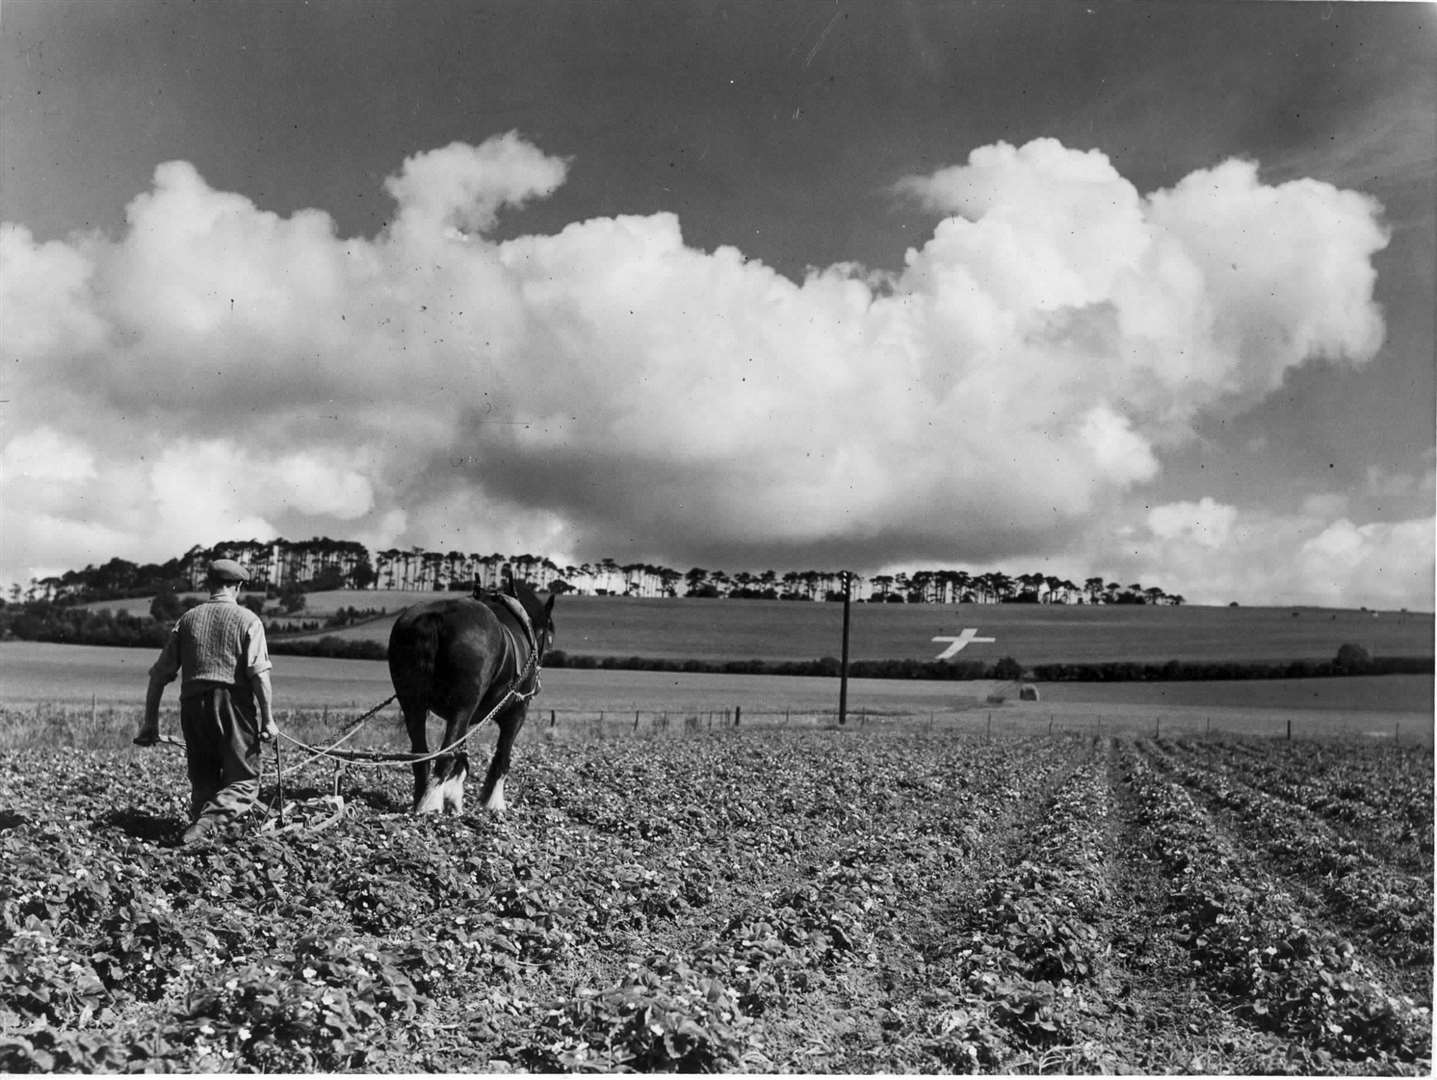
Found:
914,747 -> 1123,1072
2,731 -> 1430,1074
513,734 -> 1085,1071
1147,740 -> 1433,974
0,734 -> 1083,1073
1169,737 -> 1433,875
1119,744 -> 1431,1068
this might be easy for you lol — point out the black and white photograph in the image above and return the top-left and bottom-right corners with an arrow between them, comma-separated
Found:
1,0 -> 1432,1072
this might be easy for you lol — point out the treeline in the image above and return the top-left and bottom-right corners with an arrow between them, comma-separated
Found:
0,602 -> 381,652
12,537 -> 1187,609
267,645 -> 1431,680
0,605 -> 170,649
269,647 -> 1428,681
1031,655 -> 1433,681
539,652 -> 1010,680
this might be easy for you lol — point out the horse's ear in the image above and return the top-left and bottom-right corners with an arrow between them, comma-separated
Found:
544,593 -> 555,616
505,577 -> 518,597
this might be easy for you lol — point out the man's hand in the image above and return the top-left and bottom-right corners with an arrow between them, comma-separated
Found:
260,719 -> 279,742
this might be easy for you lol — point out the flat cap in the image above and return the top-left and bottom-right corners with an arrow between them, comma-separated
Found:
208,558 -> 251,583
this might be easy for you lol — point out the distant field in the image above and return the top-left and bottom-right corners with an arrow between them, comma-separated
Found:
2,641 -> 1430,746
72,590 -> 1433,668
234,592 -> 1432,666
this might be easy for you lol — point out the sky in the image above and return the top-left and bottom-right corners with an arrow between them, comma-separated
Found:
1,0 -> 1433,610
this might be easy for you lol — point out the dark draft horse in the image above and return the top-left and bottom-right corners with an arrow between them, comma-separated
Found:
387,579 -> 555,814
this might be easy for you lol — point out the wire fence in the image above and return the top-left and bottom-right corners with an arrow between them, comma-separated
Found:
1,698 -> 1428,753
526,705 -> 1426,746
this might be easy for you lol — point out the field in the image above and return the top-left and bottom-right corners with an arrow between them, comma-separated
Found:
1,641 -> 1431,746
82,591 -> 1435,665
0,724 -> 1431,1073
3,604 -> 1433,1072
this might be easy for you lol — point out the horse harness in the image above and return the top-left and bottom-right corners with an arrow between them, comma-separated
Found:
482,590 -> 544,703
259,590 -> 546,770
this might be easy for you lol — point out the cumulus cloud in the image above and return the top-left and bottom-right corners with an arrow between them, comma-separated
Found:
1146,497 -> 1238,550
0,134 -> 1410,606
1059,497 -> 1432,609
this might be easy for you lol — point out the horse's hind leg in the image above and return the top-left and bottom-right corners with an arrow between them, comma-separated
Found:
479,704 -> 527,812
425,702 -> 479,815
439,751 -> 469,814
399,697 -> 439,813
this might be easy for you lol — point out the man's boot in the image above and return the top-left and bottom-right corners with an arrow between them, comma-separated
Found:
181,817 -> 217,845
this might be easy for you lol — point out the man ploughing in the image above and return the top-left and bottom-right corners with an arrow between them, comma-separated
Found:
135,559 -> 278,844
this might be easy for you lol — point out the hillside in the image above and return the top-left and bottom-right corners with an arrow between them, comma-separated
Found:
254,594 -> 1432,667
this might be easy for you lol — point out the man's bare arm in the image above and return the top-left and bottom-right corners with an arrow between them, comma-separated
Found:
135,676 -> 166,745
254,670 -> 277,740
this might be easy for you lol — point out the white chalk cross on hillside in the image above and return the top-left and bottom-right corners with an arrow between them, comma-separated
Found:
932,629 -> 995,660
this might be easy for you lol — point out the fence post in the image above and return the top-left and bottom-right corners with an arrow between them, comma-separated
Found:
1395,721 -> 1400,745
550,709 -> 556,727
735,705 -> 741,727
1048,715 -> 1053,736
986,712 -> 992,743
1286,718 -> 1291,741
1155,716 -> 1160,738
634,710 -> 640,732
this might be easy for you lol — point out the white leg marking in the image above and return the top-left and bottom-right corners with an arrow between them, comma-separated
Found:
483,774 -> 507,813
415,783 -> 445,814
442,771 -> 466,815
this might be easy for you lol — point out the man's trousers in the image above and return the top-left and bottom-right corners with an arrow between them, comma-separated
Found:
179,684 -> 261,825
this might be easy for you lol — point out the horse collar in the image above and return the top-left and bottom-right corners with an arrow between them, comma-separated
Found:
490,592 -> 538,656
489,592 -> 542,695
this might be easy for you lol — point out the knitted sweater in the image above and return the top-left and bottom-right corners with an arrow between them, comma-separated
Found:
150,598 -> 272,700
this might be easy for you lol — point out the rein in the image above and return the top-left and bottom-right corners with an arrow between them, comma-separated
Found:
275,645 -> 540,768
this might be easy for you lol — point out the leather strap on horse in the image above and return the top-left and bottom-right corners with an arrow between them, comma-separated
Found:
487,590 -> 543,697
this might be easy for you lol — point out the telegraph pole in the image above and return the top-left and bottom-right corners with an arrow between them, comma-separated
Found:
838,571 -> 852,726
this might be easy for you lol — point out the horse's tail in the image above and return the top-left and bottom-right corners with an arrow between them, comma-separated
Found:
387,607 -> 444,718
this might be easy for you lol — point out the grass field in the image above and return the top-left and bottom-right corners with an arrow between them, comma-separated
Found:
81,590 -> 1433,665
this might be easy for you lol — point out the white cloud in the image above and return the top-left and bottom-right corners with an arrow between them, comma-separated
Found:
1098,497 -> 1433,609
384,135 -> 569,238
0,426 -> 97,486
0,134 -> 1410,607
1292,518 -> 1434,609
1364,463 -> 1434,499
1146,497 -> 1237,549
